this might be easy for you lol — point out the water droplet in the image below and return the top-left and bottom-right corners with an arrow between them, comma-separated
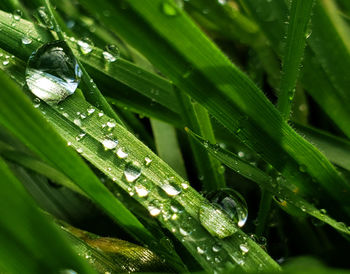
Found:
161,179 -> 182,196
124,161 -> 141,182
98,112 -> 104,117
238,151 -> 245,158
106,121 -> 116,130
116,147 -> 128,159
102,139 -> 118,150
106,44 -> 120,60
22,36 -> 32,45
135,184 -> 149,197
87,108 -> 95,115
13,9 -> 22,21
161,0 -> 183,16
73,119 -> 81,126
148,205 -> 161,216
181,182 -> 189,189
179,227 -> 190,236
76,147 -> 83,153
206,188 -> 248,227
218,0 -> 227,5
59,269 -> 78,274
75,132 -> 86,141
25,41 -> 82,104
212,245 -> 221,252
197,246 -> 205,254
102,51 -> 116,62
320,208 -> 327,215
2,60 -> 9,66
239,244 -> 249,254
199,203 -> 237,238
144,156 -> 152,166
77,38 -> 93,55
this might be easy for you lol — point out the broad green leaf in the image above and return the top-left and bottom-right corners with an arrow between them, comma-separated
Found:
79,0 -> 350,213
0,156 -> 94,273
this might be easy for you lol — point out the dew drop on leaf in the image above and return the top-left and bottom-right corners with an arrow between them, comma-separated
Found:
13,9 -> 22,21
161,0 -> 183,16
124,161 -> 141,182
116,147 -> 128,159
21,36 -> 32,45
25,41 -> 82,104
161,179 -> 182,196
206,188 -> 248,227
239,244 -> 249,254
102,139 -> 118,150
77,38 -> 93,55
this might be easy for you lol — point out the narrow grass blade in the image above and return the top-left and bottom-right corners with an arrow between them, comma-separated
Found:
277,0 -> 314,120
177,90 -> 225,190
0,156 -> 95,273
187,129 -> 350,236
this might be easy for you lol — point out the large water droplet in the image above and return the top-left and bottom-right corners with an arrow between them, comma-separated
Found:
161,179 -> 182,196
116,147 -> 128,159
13,9 -> 22,21
25,41 -> 82,104
102,138 -> 118,150
206,188 -> 248,227
148,205 -> 161,216
124,161 -> 141,182
135,184 -> 149,197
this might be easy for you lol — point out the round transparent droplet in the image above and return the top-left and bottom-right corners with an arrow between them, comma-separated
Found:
116,147 -> 128,159
106,44 -> 120,59
124,161 -> 141,182
144,156 -> 152,166
25,40 -> 82,104
102,139 -> 118,150
135,184 -> 149,198
102,51 -> 116,63
206,188 -> 248,227
77,38 -> 93,55
22,36 -> 32,45
239,244 -> 249,254
13,9 -> 22,21
148,205 -> 161,216
161,179 -> 182,196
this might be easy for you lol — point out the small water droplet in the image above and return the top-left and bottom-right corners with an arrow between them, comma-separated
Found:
148,205 -> 161,216
74,119 -> 82,126
87,108 -> 95,115
181,182 -> 189,189
124,161 -> 141,182
76,147 -> 83,153
22,36 -> 32,45
135,184 -> 149,197
103,51 -> 116,62
25,41 -> 82,104
197,246 -> 205,254
75,132 -> 86,141
77,38 -> 93,55
144,156 -> 152,166
179,227 -> 190,236
238,151 -> 245,158
206,188 -> 248,227
212,245 -> 221,252
13,9 -> 22,21
239,244 -> 249,254
116,147 -> 128,159
217,165 -> 225,174
161,179 -> 182,196
102,139 -> 118,150
98,112 -> 104,117
2,60 -> 9,66
36,6 -> 54,29
106,121 -> 116,130
106,44 -> 120,60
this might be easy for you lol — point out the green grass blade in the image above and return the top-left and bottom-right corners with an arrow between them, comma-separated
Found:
277,0 -> 314,120
177,91 -> 225,191
0,70 -> 155,246
0,156 -> 95,273
187,129 -> 350,236
33,89 -> 279,271
79,0 -> 350,212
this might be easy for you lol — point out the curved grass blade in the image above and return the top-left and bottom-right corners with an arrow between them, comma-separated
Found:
187,129 -> 350,236
0,156 -> 95,274
277,0 -> 314,120
79,0 -> 350,213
